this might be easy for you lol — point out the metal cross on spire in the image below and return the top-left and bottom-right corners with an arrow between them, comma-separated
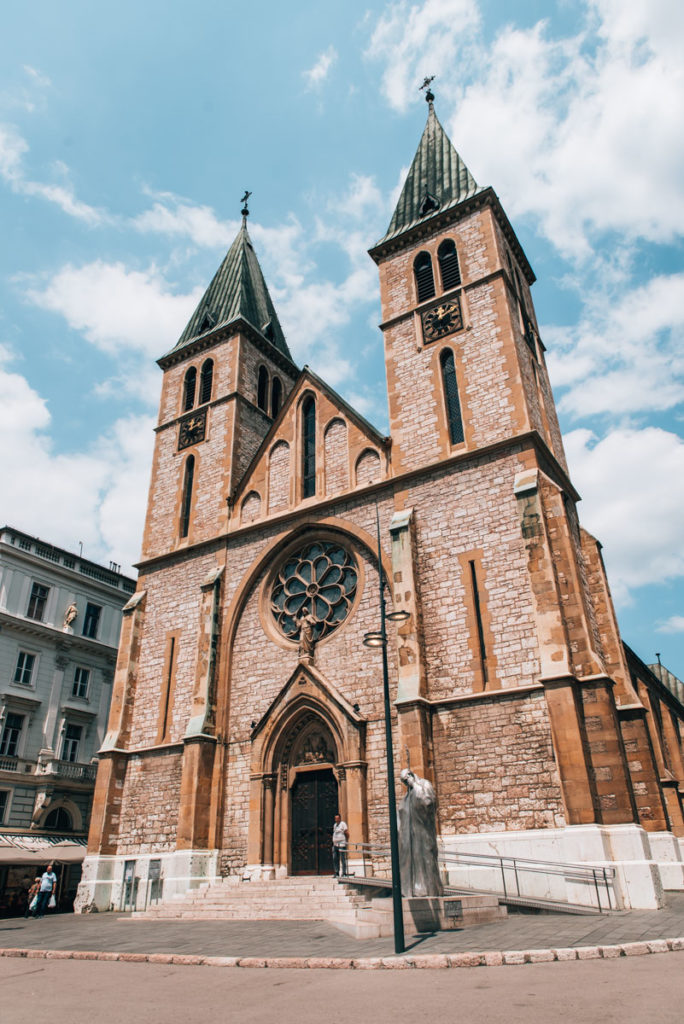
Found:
419,75 -> 435,105
240,190 -> 252,218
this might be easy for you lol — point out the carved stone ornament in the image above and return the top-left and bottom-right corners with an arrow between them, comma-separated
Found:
178,407 -> 207,450
296,730 -> 335,766
271,540 -> 358,645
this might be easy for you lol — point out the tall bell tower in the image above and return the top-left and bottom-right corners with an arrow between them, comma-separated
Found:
369,90 -> 565,477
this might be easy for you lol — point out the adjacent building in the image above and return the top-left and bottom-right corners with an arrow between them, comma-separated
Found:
78,96 -> 684,915
0,526 -> 135,913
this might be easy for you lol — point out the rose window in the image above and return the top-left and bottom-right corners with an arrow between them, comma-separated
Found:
271,541 -> 358,643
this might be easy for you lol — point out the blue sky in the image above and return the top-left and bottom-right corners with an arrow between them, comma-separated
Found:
1,0 -> 683,676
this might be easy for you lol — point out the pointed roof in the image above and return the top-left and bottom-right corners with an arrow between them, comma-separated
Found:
375,102 -> 483,248
168,219 -> 293,361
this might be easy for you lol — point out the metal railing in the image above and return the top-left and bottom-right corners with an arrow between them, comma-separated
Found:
345,841 -> 616,912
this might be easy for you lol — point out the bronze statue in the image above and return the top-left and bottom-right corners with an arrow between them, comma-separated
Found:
398,768 -> 442,897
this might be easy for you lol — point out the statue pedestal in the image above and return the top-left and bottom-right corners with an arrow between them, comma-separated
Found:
403,894 -> 506,931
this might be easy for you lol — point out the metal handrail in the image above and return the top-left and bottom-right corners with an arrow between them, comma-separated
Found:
345,841 -> 616,911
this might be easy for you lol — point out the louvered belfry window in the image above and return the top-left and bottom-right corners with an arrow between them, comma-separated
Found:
257,366 -> 269,411
414,251 -> 436,303
438,239 -> 461,291
183,366 -> 197,411
271,376 -> 282,418
199,359 -> 214,404
302,395 -> 316,498
441,349 -> 465,445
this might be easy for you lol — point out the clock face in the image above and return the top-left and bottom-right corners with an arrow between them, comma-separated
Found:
421,298 -> 463,342
178,408 -> 207,450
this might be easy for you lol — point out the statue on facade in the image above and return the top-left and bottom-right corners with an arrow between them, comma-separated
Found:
398,768 -> 443,897
297,610 -> 317,661
62,602 -> 78,632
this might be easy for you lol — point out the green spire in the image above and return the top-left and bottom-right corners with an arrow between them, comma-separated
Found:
376,102 -> 482,247
170,219 -> 292,360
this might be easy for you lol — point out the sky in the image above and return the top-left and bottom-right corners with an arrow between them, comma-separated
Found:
1,0 -> 683,675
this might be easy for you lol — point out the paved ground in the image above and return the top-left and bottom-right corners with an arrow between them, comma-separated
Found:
2,891 -> 684,959
1,954 -> 683,1024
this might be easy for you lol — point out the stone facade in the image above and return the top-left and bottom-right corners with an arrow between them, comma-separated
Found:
79,107 -> 684,914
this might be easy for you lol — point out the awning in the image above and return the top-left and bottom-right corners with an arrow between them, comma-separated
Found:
0,836 -> 87,865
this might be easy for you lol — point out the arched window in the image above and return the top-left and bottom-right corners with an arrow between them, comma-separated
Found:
414,251 -> 435,303
438,239 -> 461,291
199,359 -> 214,405
301,396 -> 316,498
440,349 -> 465,445
182,367 -> 197,412
180,455 -> 195,538
257,366 -> 269,412
44,807 -> 72,831
271,376 -> 282,418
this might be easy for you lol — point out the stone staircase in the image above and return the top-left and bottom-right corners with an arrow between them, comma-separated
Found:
132,876 -> 505,939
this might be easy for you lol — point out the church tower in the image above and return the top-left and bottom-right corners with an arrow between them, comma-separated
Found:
80,96 -> 684,917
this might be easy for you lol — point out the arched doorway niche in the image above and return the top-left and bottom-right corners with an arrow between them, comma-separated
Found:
247,663 -> 367,878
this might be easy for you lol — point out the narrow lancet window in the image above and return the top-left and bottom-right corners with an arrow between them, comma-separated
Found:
271,376 -> 282,418
440,349 -> 465,445
199,359 -> 214,404
302,395 -> 316,498
469,560 -> 489,689
183,366 -> 197,412
414,251 -> 435,303
180,455 -> 195,538
438,239 -> 461,291
257,366 -> 269,412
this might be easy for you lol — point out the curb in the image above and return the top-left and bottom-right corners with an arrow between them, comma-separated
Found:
1,939 -> 683,969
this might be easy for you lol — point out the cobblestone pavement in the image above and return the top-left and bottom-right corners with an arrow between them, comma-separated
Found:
1,892 -> 683,960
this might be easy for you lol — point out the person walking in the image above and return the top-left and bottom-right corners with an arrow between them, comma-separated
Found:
33,864 -> 57,918
24,877 -> 41,918
332,813 -> 349,878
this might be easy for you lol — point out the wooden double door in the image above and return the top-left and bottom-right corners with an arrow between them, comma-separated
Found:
290,769 -> 337,875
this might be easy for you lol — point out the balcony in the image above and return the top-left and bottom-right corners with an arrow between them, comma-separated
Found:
0,756 -> 35,775
37,759 -> 98,783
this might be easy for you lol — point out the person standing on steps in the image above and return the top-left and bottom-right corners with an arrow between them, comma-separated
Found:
332,813 -> 349,878
34,864 -> 57,918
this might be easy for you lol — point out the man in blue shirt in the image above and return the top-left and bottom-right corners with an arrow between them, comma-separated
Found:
33,864 -> 57,918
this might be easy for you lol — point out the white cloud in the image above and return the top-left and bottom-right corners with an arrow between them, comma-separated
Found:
303,46 -> 338,89
565,426 -> 684,604
132,190 -> 234,248
658,616 -> 684,635
0,122 -> 106,225
22,65 -> 51,89
0,347 -> 151,574
24,260 -> 203,360
546,271 -> 684,419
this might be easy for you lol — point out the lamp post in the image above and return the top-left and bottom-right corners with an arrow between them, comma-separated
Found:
363,502 -> 409,955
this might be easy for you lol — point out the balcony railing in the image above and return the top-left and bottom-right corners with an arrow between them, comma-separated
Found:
38,759 -> 98,782
0,756 -> 35,774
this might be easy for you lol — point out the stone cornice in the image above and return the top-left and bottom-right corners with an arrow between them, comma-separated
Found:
157,317 -> 299,376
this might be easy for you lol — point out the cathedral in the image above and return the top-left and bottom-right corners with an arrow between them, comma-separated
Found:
77,96 -> 684,914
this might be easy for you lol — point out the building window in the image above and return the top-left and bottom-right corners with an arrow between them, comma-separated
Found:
26,582 -> 49,622
0,713 -> 24,757
72,667 -> 90,699
440,349 -> 465,445
180,455 -> 195,538
301,396 -> 316,498
82,603 -> 102,640
438,239 -> 461,291
13,651 -> 36,686
182,366 -> 197,412
257,366 -> 269,412
44,806 -> 73,831
199,359 -> 214,405
414,251 -> 435,303
61,724 -> 82,763
0,790 -> 8,824
271,376 -> 282,418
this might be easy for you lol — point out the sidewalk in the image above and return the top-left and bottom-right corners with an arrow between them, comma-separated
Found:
2,892 -> 684,968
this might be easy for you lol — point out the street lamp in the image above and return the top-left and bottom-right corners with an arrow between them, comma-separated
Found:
362,502 -> 410,955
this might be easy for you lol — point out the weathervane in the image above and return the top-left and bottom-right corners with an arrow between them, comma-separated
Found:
419,75 -> 435,105
240,190 -> 252,218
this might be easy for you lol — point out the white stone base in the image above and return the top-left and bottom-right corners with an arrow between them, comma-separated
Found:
439,824 -> 684,910
74,850 -> 219,913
